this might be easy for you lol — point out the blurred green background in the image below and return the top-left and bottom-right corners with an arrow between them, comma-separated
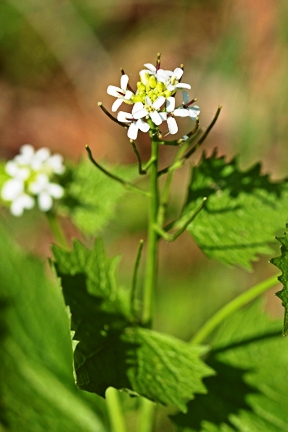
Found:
0,1 -> 286,428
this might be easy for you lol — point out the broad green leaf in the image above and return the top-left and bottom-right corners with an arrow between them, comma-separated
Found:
53,240 -> 214,412
0,222 -> 107,432
181,151 -> 288,269
171,301 -> 288,431
60,159 -> 139,235
270,227 -> 288,335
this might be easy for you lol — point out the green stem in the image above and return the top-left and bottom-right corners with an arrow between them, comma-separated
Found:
138,399 -> 156,432
85,145 -> 149,197
131,239 -> 144,318
105,387 -> 127,432
190,273 -> 280,345
157,142 -> 190,228
46,212 -> 69,249
142,137 -> 159,327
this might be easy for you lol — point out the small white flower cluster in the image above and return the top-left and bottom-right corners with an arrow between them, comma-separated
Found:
107,58 -> 200,140
1,145 -> 65,216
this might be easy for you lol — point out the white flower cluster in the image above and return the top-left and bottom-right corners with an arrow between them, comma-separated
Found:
1,145 -> 65,216
107,59 -> 200,140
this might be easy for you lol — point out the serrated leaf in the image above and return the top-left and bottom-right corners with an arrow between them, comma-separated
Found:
270,226 -> 288,335
53,240 -> 213,412
181,151 -> 288,269
171,301 -> 288,431
60,159 -> 138,235
0,222 -> 107,432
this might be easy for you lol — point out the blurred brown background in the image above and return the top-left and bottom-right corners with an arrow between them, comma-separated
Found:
0,0 -> 285,337
1,0 -> 287,172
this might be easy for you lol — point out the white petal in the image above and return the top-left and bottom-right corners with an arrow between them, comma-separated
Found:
47,183 -> 64,198
112,98 -> 123,112
175,83 -> 191,90
182,91 -> 190,104
35,148 -> 50,162
107,85 -> 121,97
159,112 -> 167,121
1,179 -> 24,200
124,90 -> 133,101
133,107 -> 148,120
143,63 -> 156,73
150,111 -> 162,126
157,69 -> 172,81
188,105 -> 200,119
11,194 -> 34,216
174,108 -> 190,117
38,191 -> 53,211
136,119 -> 150,133
145,96 -> 152,106
127,123 -> 139,140
166,83 -> 177,91
5,161 -> 18,176
117,111 -> 133,122
153,96 -> 165,110
5,162 -> 30,180
120,74 -> 129,90
20,144 -> 35,158
47,155 -> 65,174
132,102 -> 144,114
173,67 -> 183,80
166,97 -> 175,113
29,174 -> 49,194
139,70 -> 150,85
167,117 -> 178,135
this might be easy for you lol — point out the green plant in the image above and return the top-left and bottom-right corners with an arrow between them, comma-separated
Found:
1,54 -> 288,432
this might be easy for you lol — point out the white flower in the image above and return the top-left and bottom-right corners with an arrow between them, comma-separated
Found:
173,91 -> 200,120
163,97 -> 179,135
29,173 -> 64,212
1,178 -> 35,216
117,108 -> 150,140
107,74 -> 134,112
133,96 -> 165,126
1,145 -> 66,216
141,64 -> 191,92
5,160 -> 30,180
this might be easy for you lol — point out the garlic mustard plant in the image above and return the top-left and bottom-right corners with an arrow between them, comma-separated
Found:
1,145 -> 65,216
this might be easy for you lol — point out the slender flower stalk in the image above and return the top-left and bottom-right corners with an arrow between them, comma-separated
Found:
142,130 -> 160,327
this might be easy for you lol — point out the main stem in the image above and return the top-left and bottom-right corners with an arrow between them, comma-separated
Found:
142,137 -> 159,327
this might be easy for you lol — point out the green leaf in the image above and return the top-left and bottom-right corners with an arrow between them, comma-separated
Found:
181,151 -> 288,269
53,240 -> 214,412
270,226 -> 288,335
0,222 -> 107,431
60,159 -> 138,235
171,301 -> 288,431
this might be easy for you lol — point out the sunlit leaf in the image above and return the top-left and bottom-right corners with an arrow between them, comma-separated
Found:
271,226 -> 288,335
0,222 -> 107,432
171,301 -> 288,431
181,151 -> 288,269
60,159 -> 138,235
53,240 -> 213,412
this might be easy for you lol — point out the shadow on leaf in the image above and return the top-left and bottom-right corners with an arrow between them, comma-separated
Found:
59,272 -> 139,397
171,355 -> 258,431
